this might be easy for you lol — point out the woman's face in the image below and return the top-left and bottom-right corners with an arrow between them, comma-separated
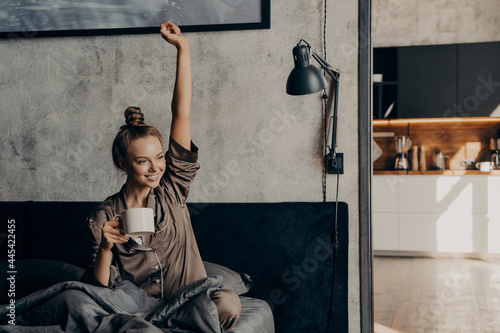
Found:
123,135 -> 165,189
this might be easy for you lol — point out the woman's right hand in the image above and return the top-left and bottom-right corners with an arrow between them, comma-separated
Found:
160,21 -> 188,50
100,220 -> 129,251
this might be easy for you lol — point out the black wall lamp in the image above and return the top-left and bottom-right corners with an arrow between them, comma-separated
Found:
286,39 -> 342,174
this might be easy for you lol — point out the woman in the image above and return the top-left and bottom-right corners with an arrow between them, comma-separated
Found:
81,21 -> 241,331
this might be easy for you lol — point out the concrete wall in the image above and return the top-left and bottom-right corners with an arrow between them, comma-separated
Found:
0,0 -> 361,330
373,0 -> 500,47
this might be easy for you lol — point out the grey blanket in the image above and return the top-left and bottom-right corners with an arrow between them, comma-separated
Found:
0,276 -> 224,332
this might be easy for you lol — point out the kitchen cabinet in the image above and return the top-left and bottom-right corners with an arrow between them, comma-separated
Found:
398,213 -> 490,253
373,41 -> 500,118
373,48 -> 398,119
372,214 -> 398,251
372,174 -> 398,212
373,174 -> 500,255
397,176 -> 462,214
457,42 -> 500,117
372,176 -> 398,251
398,45 -> 457,118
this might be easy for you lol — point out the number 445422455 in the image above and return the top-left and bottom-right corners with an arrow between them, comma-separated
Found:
7,219 -> 15,269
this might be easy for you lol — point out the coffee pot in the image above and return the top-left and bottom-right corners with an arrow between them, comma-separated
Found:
433,151 -> 448,170
394,136 -> 412,170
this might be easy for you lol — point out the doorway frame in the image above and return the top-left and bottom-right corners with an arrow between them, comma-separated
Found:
358,0 -> 373,332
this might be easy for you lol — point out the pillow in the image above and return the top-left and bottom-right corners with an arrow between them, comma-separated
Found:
0,259 -> 85,303
203,261 -> 253,295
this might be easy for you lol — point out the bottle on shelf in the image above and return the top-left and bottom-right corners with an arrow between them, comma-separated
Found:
412,146 -> 419,171
420,146 -> 427,172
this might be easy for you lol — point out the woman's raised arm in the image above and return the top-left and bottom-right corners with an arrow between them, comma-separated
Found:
160,21 -> 192,150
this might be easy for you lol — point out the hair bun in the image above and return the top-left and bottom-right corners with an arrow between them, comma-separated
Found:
124,106 -> 145,127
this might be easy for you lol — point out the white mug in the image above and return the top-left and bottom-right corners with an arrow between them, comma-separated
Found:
476,162 -> 492,172
116,208 -> 155,237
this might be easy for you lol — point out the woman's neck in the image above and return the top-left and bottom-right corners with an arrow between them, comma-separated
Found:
124,181 -> 150,208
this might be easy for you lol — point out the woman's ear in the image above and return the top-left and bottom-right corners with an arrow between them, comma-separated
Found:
118,158 -> 127,171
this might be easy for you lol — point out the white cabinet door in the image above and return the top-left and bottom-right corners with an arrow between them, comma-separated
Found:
399,214 -> 439,251
398,176 -> 461,214
487,212 -> 500,254
373,213 -> 399,251
454,176 -> 488,214
487,177 -> 500,216
399,213 -> 489,253
373,175 -> 399,213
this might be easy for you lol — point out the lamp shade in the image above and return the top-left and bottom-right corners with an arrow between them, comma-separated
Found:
286,44 -> 327,95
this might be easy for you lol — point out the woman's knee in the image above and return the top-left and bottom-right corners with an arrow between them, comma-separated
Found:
211,289 -> 241,330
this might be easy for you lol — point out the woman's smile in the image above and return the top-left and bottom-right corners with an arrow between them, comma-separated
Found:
146,173 -> 160,181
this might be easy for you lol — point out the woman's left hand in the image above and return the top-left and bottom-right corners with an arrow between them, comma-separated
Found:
160,21 -> 188,50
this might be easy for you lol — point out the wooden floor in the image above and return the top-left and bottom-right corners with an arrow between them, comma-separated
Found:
374,256 -> 500,333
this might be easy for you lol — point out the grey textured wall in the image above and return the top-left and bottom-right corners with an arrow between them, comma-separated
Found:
0,1 -> 360,329
373,0 -> 500,47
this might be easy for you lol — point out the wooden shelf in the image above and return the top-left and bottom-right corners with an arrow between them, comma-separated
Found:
373,118 -> 500,172
374,170 -> 500,175
373,170 -> 408,175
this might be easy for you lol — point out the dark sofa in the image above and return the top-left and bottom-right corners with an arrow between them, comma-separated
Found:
0,201 -> 348,332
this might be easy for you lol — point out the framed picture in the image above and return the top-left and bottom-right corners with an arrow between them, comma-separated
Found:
0,0 -> 271,38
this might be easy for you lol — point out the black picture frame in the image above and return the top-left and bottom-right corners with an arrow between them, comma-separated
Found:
0,0 -> 271,39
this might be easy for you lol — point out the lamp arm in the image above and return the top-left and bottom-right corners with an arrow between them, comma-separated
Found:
311,52 -> 340,157
331,77 -> 339,156
312,53 -> 340,80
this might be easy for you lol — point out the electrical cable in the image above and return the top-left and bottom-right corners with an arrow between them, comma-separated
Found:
323,95 -> 327,203
323,0 -> 327,61
326,170 -> 340,333
321,0 -> 341,331
321,0 -> 328,203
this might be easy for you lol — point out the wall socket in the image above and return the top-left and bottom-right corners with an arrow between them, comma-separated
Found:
460,159 -> 475,167
327,153 -> 344,174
